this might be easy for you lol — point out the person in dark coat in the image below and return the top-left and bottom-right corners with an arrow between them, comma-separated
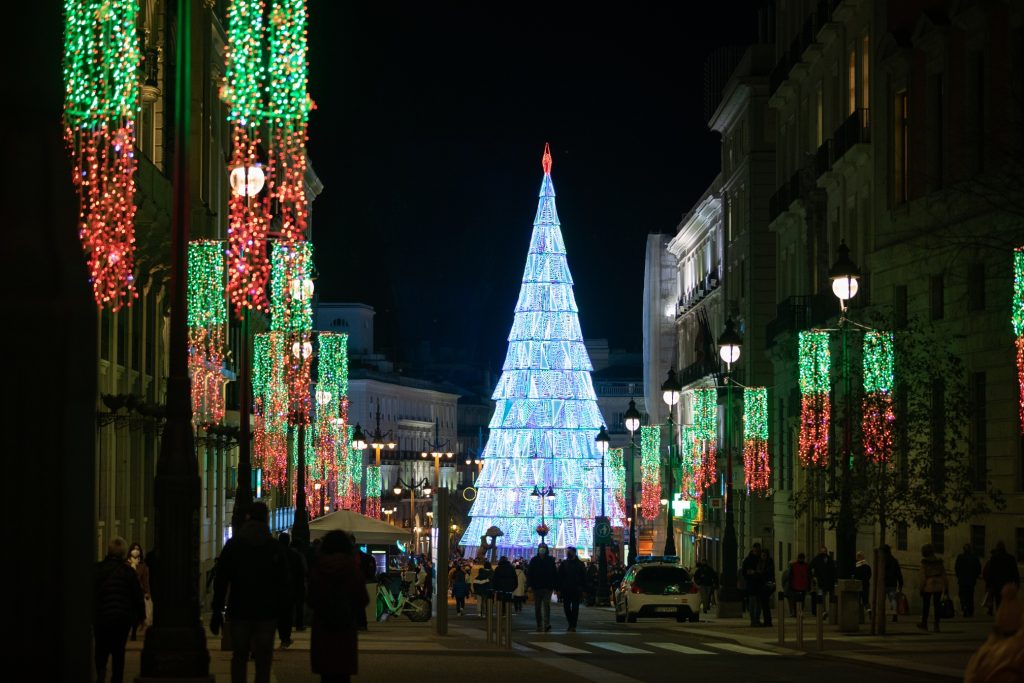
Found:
210,502 -> 292,683
276,532 -> 307,648
473,560 -> 494,614
809,545 -> 837,617
757,548 -> 775,627
527,543 -> 557,631
584,562 -> 599,607
492,556 -> 517,602
307,530 -> 369,683
451,564 -> 470,615
955,544 -> 982,617
694,560 -> 718,615
94,536 -> 145,683
557,546 -> 587,631
742,543 -> 764,626
986,541 -> 1021,611
854,551 -> 872,610
881,544 -> 904,622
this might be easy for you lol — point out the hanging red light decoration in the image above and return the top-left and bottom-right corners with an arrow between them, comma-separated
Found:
862,331 -> 895,463
693,387 -> 718,493
798,331 -> 831,467
1013,246 -> 1023,433
742,387 -> 770,493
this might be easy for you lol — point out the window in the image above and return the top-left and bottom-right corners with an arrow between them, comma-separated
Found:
897,522 -> 908,551
967,263 -> 986,312
894,285 -> 908,329
894,89 -> 910,204
930,275 -> 944,320
848,46 -> 857,114
816,84 -> 824,147
970,525 -> 986,557
972,372 -> 987,490
931,524 -> 945,554
861,34 -> 870,110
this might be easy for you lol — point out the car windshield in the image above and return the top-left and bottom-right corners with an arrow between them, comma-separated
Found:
635,567 -> 690,594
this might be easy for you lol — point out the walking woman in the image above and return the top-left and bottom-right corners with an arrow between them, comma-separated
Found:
452,564 -> 470,615
919,544 -> 949,632
127,542 -> 151,640
307,531 -> 370,683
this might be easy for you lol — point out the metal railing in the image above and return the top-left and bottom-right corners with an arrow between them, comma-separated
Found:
833,108 -> 871,163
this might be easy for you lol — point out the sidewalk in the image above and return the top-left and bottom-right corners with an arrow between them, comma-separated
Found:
679,608 -> 992,679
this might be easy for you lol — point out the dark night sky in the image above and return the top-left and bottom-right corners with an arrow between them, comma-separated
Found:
306,2 -> 761,373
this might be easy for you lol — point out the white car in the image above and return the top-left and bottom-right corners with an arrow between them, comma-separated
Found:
614,560 -> 701,623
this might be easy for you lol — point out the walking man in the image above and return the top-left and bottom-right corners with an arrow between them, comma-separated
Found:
955,543 -> 982,618
94,537 -> 145,683
809,545 -> 837,617
742,543 -> 764,626
210,502 -> 292,683
527,543 -> 557,632
558,546 -> 587,632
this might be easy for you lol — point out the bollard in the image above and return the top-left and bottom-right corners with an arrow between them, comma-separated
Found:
816,602 -> 824,650
504,596 -> 513,650
796,601 -> 804,649
486,594 -> 494,643
774,593 -> 782,647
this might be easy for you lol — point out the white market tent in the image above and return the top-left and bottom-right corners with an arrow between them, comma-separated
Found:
307,509 -> 412,546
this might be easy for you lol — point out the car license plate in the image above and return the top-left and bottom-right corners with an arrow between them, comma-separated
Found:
656,606 -> 676,614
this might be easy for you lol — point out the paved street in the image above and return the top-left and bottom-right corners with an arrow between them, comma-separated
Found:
120,596 -> 990,682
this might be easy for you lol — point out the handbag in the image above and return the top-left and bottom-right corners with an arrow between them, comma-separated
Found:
896,591 -> 910,616
940,596 -> 955,619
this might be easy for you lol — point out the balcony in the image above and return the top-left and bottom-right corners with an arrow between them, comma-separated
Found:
678,358 -> 720,387
814,139 -> 833,178
832,108 -> 870,165
765,292 -> 837,347
768,170 -> 804,224
676,268 -> 721,317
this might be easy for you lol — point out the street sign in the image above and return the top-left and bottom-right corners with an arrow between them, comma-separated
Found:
594,515 -> 612,546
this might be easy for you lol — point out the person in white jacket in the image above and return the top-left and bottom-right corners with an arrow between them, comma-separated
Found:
513,563 -> 527,614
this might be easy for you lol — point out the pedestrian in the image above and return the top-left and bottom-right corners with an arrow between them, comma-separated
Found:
513,562 -> 527,613
918,544 -> 949,632
527,543 -> 557,632
584,562 -> 599,607
94,536 -> 145,683
963,583 -> 1024,683
694,560 -> 718,615
757,547 -> 775,627
473,560 -> 494,615
986,541 -> 1021,611
788,553 -> 811,616
557,546 -> 587,632
277,532 -> 307,649
881,544 -> 904,622
809,545 -> 837,617
451,564 -> 470,615
854,551 -> 872,612
307,530 -> 369,683
210,502 -> 292,683
127,542 -> 151,641
742,543 -> 764,626
493,556 -> 517,614
955,543 -> 983,618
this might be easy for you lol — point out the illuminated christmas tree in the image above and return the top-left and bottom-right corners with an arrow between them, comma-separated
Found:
461,144 -> 624,552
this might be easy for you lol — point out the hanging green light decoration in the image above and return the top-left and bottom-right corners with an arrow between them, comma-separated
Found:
862,331 -> 895,463
254,331 -> 289,486
640,426 -> 661,520
742,387 -> 770,493
606,447 -> 626,518
798,331 -> 831,467
63,0 -> 140,310
187,241 -> 227,427
693,387 -> 718,492
1014,246 -> 1024,433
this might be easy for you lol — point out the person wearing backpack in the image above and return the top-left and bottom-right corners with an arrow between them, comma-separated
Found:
307,530 -> 369,683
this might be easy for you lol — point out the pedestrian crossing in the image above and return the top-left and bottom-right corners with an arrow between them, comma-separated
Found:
526,640 -> 778,657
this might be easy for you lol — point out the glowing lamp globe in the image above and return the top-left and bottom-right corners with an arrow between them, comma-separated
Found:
831,276 -> 859,301
717,319 -> 743,366
315,388 -> 332,405
351,424 -> 368,451
661,368 -> 682,407
393,486 -> 402,495
828,240 -> 861,303
291,341 -> 313,359
289,277 -> 314,301
624,399 -> 641,433
229,163 -> 265,197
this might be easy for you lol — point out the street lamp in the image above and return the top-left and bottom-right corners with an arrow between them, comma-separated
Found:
661,368 -> 682,556
830,240 -> 861,579
595,425 -> 611,605
420,418 -> 455,488
530,484 -> 556,542
624,398 -> 642,566
393,477 -> 432,553
362,399 -> 397,467
717,319 -> 743,613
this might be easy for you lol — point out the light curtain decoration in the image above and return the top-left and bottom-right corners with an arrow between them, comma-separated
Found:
459,145 -> 623,550
742,387 -> 770,494
312,332 -> 348,516
62,0 -> 140,310
186,241 -> 227,427
798,331 -> 831,467
253,331 -> 289,486
1014,246 -> 1023,433
693,387 -> 718,492
640,426 -> 661,520
270,242 -> 314,425
862,331 -> 895,462
223,0 -> 272,315
678,426 -> 699,501
607,447 -> 626,518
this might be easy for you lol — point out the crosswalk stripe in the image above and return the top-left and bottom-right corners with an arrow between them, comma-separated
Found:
701,642 -> 777,656
587,642 -> 652,654
530,641 -> 590,654
646,642 -> 714,655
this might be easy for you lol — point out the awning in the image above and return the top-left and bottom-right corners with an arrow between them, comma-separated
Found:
307,508 -> 413,546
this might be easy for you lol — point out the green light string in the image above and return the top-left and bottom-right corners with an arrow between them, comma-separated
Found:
693,388 -> 718,492
1014,247 -> 1023,338
270,241 -> 313,333
743,387 -> 769,441
798,330 -> 831,467
863,330 -> 894,394
640,426 -> 661,520
223,0 -> 265,127
799,331 -> 831,395
743,387 -> 770,493
267,0 -> 310,124
187,241 -> 227,328
607,447 -> 625,516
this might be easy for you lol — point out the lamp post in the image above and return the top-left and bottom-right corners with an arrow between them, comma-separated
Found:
464,455 -> 483,484
716,318 -> 743,613
529,484 -> 556,542
624,399 -> 641,566
661,368 -> 682,557
829,240 -> 861,580
363,399 -> 397,467
420,418 -> 455,489
595,425 -> 611,605
393,477 -> 432,552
